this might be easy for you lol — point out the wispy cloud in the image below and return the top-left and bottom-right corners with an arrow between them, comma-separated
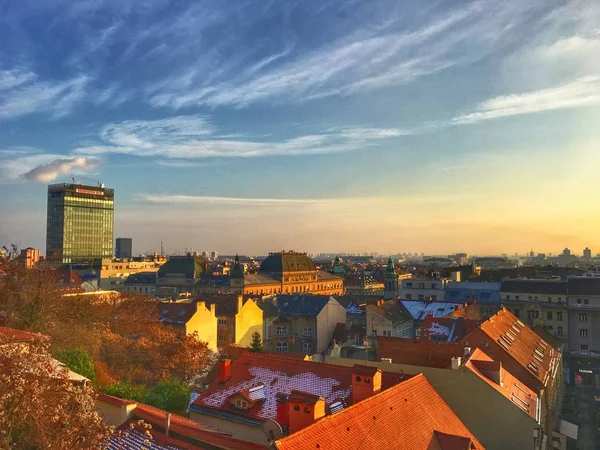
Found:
0,73 -> 89,120
136,193 -> 330,206
74,115 -> 407,159
0,69 -> 37,91
452,76 -> 600,124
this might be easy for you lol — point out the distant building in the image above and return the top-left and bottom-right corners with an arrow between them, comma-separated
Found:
159,301 -> 218,351
583,247 -> 592,261
210,251 -> 218,261
19,247 -> 39,268
444,281 -> 501,318
115,238 -> 132,259
366,300 -> 413,339
383,257 -> 399,300
46,183 -> 114,265
100,254 -> 166,291
399,278 -> 447,301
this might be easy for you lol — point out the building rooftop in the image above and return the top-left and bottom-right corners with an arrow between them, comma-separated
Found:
157,256 -> 210,280
377,337 -> 463,369
274,374 -> 484,450
419,316 -> 480,343
367,301 -> 411,325
276,295 -> 337,317
444,282 -> 501,304
124,271 -> 157,285
464,348 -> 538,420
159,302 -> 199,325
191,353 -> 409,422
400,300 -> 463,320
259,251 -> 317,274
0,326 -> 48,343
478,308 -> 556,387
200,295 -> 250,317
567,277 -> 600,295
500,279 -> 567,295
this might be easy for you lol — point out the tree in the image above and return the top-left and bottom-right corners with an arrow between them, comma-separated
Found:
102,382 -> 148,403
249,330 -> 263,353
145,379 -> 191,414
55,347 -> 97,383
0,337 -> 112,450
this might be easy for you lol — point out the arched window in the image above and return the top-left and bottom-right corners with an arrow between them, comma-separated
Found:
303,326 -> 313,337
276,325 -> 288,336
276,341 -> 289,352
302,342 -> 312,354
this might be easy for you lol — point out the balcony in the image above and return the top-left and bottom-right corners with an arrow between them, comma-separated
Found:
568,303 -> 600,311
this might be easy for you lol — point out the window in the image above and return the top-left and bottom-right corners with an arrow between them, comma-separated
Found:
293,404 -> 300,411
506,295 -> 511,301
235,399 -> 248,409
577,298 -> 582,304
528,296 -> 533,301
276,341 -> 289,352
418,294 -> 424,300
405,294 -> 412,300
481,340 -> 490,348
406,282 -> 412,288
557,312 -> 563,321
547,311 -> 553,320
431,283 -> 436,289
303,326 -> 313,337
276,325 -> 288,336
418,283 -> 424,289
355,376 -> 362,382
580,313 -> 587,322
218,335 -> 224,342
514,309 -> 520,318
580,329 -> 588,337
584,299 -> 589,305
580,344 -> 589,353
534,296 -> 538,301
515,295 -> 520,301
547,297 -> 552,303
557,326 -> 563,336
431,295 -> 437,301
302,342 -> 312,354
268,326 -> 272,337
218,319 -> 227,326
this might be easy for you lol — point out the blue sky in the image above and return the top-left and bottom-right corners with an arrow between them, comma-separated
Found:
1,0 -> 600,256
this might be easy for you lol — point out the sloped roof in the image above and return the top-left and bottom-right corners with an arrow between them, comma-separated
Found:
157,256 -> 209,279
257,299 -> 280,318
401,301 -> 463,320
444,282 -> 501,304
420,317 -> 480,343
500,280 -> 567,295
377,337 -> 463,369
125,271 -> 157,285
201,295 -> 247,317
159,302 -> 198,325
274,374 -> 484,450
276,295 -> 336,317
464,348 -> 538,419
192,353 -> 409,422
476,308 -> 556,387
367,302 -> 411,325
567,277 -> 600,295
331,322 -> 365,344
259,252 -> 316,274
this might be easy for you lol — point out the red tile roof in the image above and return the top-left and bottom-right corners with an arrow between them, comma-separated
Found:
274,374 -> 485,450
464,348 -> 538,419
192,353 -> 410,422
377,337 -> 464,369
420,316 -> 480,342
0,326 -> 48,343
475,308 -> 556,386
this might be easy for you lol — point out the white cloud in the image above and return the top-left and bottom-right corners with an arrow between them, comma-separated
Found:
0,75 -> 89,120
74,115 -> 406,159
136,193 -> 330,206
0,69 -> 37,91
452,76 -> 600,124
0,152 -> 100,183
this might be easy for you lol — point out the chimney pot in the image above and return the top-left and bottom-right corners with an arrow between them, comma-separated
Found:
464,346 -> 471,357
451,356 -> 462,370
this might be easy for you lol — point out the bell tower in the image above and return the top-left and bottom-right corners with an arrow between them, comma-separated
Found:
383,257 -> 398,300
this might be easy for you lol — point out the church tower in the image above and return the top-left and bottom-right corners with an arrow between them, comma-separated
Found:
229,254 -> 245,292
383,257 -> 398,300
331,256 -> 344,276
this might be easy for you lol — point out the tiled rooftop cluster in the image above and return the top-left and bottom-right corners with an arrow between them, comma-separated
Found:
106,429 -> 181,450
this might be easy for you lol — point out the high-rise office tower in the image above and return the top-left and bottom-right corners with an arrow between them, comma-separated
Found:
46,183 -> 114,265
116,238 -> 133,258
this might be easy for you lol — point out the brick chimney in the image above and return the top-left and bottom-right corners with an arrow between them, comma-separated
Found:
351,365 -> 382,404
275,392 -> 290,428
219,358 -> 231,383
287,390 -> 326,434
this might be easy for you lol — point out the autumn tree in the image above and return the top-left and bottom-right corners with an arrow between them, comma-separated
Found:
0,337 -> 112,449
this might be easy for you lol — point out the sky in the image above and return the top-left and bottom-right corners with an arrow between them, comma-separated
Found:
1,0 -> 600,257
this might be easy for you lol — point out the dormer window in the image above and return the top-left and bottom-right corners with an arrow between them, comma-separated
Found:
364,377 -> 371,383
355,376 -> 362,382
304,406 -> 311,413
293,404 -> 300,411
235,399 -> 248,409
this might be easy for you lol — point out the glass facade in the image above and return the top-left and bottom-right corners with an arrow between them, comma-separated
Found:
46,184 -> 114,265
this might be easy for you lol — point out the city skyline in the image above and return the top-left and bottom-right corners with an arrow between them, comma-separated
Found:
1,0 -> 600,254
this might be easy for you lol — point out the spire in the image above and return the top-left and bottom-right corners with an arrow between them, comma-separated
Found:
385,257 -> 395,275
234,254 -> 240,267
332,255 -> 344,275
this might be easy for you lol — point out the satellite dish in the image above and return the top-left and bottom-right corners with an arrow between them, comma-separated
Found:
263,419 -> 283,442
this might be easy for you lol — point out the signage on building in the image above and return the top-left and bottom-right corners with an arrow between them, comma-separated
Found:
76,188 -> 104,196
579,369 -> 593,374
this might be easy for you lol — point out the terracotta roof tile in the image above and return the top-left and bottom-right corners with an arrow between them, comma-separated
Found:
377,337 -> 464,369
192,353 -> 409,422
420,317 -> 480,342
274,374 -> 484,450
464,348 -> 538,419
476,308 -> 556,386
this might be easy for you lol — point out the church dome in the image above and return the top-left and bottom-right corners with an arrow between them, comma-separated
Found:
259,251 -> 317,274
